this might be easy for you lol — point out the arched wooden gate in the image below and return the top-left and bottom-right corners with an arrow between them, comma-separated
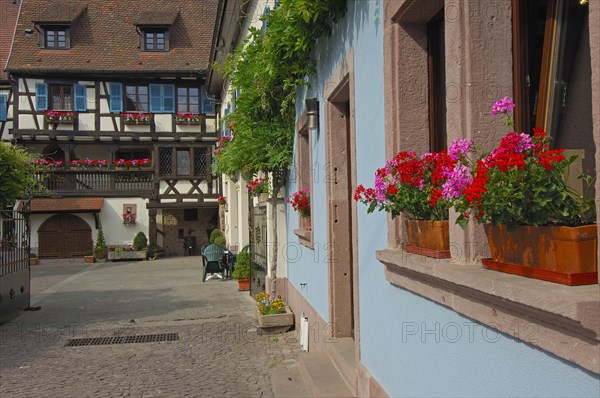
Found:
39,214 -> 92,258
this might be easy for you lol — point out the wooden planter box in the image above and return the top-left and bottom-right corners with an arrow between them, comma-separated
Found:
46,118 -> 75,124
123,118 -> 151,125
482,224 -> 598,285
108,250 -> 147,261
256,306 -> 294,330
175,119 -> 202,125
403,219 -> 450,259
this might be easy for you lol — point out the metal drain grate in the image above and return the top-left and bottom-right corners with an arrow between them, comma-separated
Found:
65,333 -> 179,347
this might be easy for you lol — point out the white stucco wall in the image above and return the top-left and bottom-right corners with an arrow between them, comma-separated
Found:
100,198 -> 149,246
28,197 -> 149,253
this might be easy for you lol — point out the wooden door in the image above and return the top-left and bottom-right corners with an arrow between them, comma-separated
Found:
39,214 -> 92,258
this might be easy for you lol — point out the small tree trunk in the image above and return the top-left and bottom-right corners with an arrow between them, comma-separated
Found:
268,172 -> 283,296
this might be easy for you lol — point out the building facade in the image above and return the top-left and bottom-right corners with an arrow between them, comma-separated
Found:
3,0 -> 221,257
284,0 -> 600,396
209,0 -> 288,291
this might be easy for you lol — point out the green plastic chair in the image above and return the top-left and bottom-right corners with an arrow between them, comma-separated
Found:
202,243 -> 225,282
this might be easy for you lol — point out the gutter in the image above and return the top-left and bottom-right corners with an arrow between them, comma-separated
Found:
206,0 -> 228,94
6,68 -> 207,78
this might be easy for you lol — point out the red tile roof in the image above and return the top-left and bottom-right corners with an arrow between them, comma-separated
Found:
7,0 -> 218,76
18,197 -> 104,213
0,0 -> 21,81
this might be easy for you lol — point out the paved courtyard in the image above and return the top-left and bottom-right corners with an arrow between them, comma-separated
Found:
0,257 -> 309,397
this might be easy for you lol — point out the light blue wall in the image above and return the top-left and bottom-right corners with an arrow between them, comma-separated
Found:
286,1 -> 600,396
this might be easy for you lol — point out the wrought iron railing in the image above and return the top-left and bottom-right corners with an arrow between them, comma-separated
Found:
0,208 -> 30,277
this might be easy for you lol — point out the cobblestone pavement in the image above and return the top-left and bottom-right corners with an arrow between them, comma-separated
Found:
0,258 -> 303,397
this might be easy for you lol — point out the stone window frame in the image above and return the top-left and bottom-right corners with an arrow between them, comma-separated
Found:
293,112 -> 314,248
381,0 -> 599,374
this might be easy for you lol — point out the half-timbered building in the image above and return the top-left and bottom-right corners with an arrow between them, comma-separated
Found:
0,0 -> 20,139
5,0 -> 221,258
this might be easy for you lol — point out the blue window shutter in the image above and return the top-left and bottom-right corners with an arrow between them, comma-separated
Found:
201,86 -> 215,115
149,84 -> 162,113
109,83 -> 123,113
163,84 -> 175,113
0,95 -> 7,121
73,84 -> 87,111
35,83 -> 48,111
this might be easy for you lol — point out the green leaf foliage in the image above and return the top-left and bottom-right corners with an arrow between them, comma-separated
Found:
214,0 -> 346,176
133,232 -> 148,250
0,142 -> 41,207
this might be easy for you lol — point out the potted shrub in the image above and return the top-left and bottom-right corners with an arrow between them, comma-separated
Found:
95,227 -> 108,263
147,245 -> 161,260
209,228 -> 225,244
133,232 -> 148,251
29,252 -> 39,266
448,97 -> 597,285
213,235 -> 226,247
354,150 -> 454,259
84,248 -> 95,263
232,251 -> 252,291
255,292 -> 294,331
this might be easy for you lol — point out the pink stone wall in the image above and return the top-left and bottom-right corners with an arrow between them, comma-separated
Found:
591,0 -> 600,269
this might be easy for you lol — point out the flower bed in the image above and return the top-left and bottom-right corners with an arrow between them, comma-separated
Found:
287,188 -> 310,218
255,292 -> 293,330
247,177 -> 269,197
36,159 -> 65,169
121,112 -> 153,125
175,112 -> 204,125
70,159 -> 109,169
122,213 -> 137,224
113,158 -> 152,169
44,110 -> 77,124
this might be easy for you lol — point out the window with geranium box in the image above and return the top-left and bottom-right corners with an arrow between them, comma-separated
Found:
292,113 -> 313,246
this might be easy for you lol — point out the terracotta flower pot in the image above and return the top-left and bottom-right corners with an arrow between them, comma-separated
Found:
237,278 -> 250,291
302,215 -> 312,231
403,219 -> 450,259
482,224 -> 598,285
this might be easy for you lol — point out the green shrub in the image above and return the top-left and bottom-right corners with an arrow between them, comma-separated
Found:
232,251 -> 252,279
213,236 -> 226,247
209,228 -> 224,243
95,228 -> 107,258
133,231 -> 148,250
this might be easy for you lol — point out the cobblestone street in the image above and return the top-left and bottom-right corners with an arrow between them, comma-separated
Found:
0,258 -> 305,397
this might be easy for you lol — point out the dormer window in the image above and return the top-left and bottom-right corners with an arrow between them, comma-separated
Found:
134,10 -> 178,52
33,2 -> 86,50
44,26 -> 70,49
142,28 -> 169,51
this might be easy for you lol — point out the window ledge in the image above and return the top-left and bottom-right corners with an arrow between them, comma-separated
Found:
376,248 -> 600,374
294,228 -> 313,249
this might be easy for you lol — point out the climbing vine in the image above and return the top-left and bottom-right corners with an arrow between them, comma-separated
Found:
214,0 -> 346,177
213,0 -> 346,296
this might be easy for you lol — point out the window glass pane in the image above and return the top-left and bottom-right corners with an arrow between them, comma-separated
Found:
177,150 -> 190,175
139,86 -> 148,95
159,148 -> 173,175
178,88 -> 187,96
190,104 -> 200,113
189,88 -> 199,96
